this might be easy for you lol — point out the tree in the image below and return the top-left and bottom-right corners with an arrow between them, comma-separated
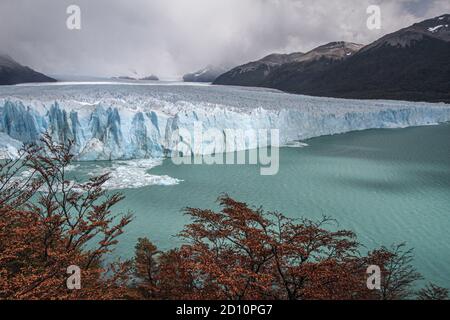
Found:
133,238 -> 161,299
368,244 -> 422,300
2,136 -> 445,300
418,283 -> 449,300
133,196 -> 424,300
0,134 -> 132,299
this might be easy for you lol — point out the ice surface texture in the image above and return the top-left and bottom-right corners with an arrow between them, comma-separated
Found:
1,82 -> 449,160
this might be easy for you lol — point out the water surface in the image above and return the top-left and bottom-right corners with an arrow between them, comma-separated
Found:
76,124 -> 450,287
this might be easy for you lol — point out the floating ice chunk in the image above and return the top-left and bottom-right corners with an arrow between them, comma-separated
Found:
87,159 -> 182,190
284,141 -> 309,148
0,133 -> 21,159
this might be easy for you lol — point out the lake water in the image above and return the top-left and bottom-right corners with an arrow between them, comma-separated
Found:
74,123 -> 450,287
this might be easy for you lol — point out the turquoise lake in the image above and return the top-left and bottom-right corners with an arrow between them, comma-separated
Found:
75,123 -> 450,287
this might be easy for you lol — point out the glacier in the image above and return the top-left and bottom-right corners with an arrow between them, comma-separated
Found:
1,82 -> 450,161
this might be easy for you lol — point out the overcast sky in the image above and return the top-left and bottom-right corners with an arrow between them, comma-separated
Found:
1,0 -> 449,79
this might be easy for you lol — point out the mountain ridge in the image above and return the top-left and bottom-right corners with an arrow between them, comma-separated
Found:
0,54 -> 56,85
214,41 -> 362,88
214,14 -> 450,103
183,65 -> 227,82
213,51 -> 305,86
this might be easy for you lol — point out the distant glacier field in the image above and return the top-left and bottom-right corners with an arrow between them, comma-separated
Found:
1,82 -> 450,161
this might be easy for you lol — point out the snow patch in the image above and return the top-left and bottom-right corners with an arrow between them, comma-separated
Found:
428,25 -> 445,33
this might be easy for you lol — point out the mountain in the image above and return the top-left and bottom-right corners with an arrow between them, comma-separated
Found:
111,75 -> 159,81
0,54 -> 56,85
282,14 -> 450,102
140,75 -> 159,81
260,42 -> 364,91
213,52 -> 304,86
214,15 -> 450,103
214,42 -> 363,88
112,76 -> 137,81
183,65 -> 227,82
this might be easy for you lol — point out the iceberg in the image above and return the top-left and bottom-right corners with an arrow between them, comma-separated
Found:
1,82 -> 450,160
86,159 -> 182,190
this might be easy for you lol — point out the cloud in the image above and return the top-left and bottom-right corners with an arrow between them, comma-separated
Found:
0,0 -> 448,78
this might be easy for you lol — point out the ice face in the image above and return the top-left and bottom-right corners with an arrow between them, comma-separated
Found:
1,82 -> 450,160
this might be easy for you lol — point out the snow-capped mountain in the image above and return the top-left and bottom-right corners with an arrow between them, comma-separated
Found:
183,65 -> 227,82
291,14 -> 450,103
1,83 -> 450,160
215,15 -> 450,103
0,54 -> 56,85
362,14 -> 450,51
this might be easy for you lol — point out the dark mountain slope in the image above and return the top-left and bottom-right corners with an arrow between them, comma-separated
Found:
214,15 -> 450,103
0,54 -> 56,85
261,41 -> 363,92
282,15 -> 450,102
213,52 -> 304,87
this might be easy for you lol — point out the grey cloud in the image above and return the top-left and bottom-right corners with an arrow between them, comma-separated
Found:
1,0 -> 448,78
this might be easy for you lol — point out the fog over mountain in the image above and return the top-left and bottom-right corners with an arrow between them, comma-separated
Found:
0,0 -> 449,78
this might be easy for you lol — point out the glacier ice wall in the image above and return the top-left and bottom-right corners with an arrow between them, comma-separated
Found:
0,83 -> 450,160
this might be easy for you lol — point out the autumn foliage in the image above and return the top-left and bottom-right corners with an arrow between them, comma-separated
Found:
0,136 -> 448,300
132,198 -> 426,300
0,135 -> 131,299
